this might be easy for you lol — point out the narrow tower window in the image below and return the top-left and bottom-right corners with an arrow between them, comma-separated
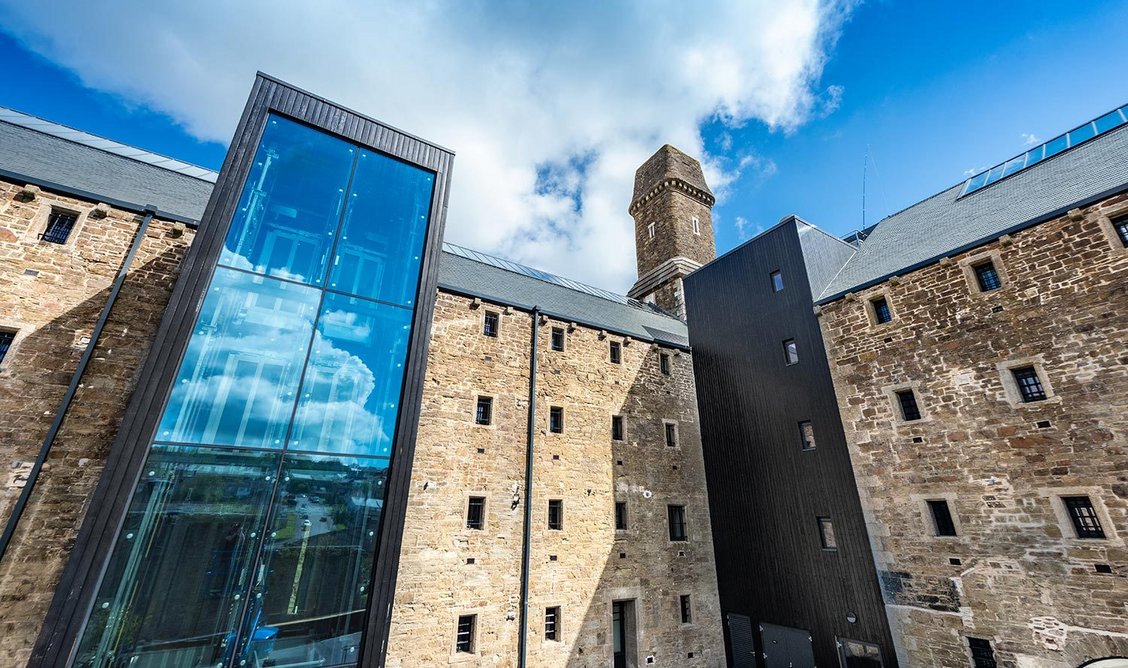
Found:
483,311 -> 499,337
691,216 -> 700,235
664,422 -> 678,447
551,327 -> 565,351
660,352 -> 671,376
647,222 -> 655,239
41,209 -> 78,244
611,415 -> 624,441
896,389 -> 922,421
927,499 -> 957,536
1011,366 -> 1047,402
967,638 -> 996,668
680,595 -> 692,624
1063,496 -> 1105,539
615,502 -> 628,530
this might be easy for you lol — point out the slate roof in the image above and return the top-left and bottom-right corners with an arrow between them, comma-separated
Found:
0,106 -> 216,222
0,105 -> 688,347
440,243 -> 689,348
817,120 -> 1128,302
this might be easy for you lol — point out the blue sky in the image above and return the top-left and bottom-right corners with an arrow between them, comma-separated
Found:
0,1 -> 1125,291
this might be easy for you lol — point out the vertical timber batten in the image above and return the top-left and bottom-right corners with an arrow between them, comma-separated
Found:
29,73 -> 455,668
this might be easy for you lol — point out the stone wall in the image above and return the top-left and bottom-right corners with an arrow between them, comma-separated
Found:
386,291 -> 725,666
0,178 -> 194,664
819,195 -> 1128,667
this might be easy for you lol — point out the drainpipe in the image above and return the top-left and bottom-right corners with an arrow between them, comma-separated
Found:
517,306 -> 540,668
0,207 -> 157,564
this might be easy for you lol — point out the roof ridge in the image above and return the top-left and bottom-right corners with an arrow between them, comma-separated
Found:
0,105 -> 219,184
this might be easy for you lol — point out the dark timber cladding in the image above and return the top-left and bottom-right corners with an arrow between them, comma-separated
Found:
30,73 -> 454,667
684,218 -> 896,667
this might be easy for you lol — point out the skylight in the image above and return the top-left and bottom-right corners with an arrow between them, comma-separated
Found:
961,104 -> 1128,197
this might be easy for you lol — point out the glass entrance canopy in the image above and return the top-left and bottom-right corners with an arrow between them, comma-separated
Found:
73,114 -> 435,668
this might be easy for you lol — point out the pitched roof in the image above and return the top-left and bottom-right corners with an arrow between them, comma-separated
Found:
817,118 -> 1128,302
0,104 -> 687,347
440,243 -> 689,348
0,106 -> 216,222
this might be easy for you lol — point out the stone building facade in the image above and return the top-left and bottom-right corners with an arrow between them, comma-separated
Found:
0,102 -> 723,667
818,195 -> 1128,667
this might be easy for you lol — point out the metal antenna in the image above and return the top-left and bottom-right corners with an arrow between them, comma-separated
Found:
862,145 -> 868,230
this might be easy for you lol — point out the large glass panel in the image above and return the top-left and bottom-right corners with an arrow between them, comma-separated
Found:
289,293 -> 412,456
1094,109 -> 1125,134
1068,121 -> 1097,147
156,268 -> 320,448
220,115 -> 356,285
74,446 -> 279,668
328,149 -> 435,306
1043,133 -> 1069,159
235,454 -> 388,667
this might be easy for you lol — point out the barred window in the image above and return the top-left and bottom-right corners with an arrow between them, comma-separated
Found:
475,396 -> 493,425
679,594 -> 692,624
548,499 -> 563,530
545,607 -> 560,641
1011,366 -> 1047,402
483,311 -> 499,337
551,327 -> 565,351
466,497 -> 485,530
41,209 -> 78,244
967,637 -> 996,668
1063,496 -> 1105,539
973,261 -> 1002,292
871,296 -> 892,324
660,352 -> 671,376
455,615 -> 476,653
665,422 -> 678,447
1114,214 -> 1128,247
549,406 -> 564,434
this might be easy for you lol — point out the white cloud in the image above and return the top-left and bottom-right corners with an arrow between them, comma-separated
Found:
0,0 -> 853,292
1021,132 -> 1039,146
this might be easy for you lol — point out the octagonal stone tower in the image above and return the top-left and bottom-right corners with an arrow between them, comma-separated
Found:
627,144 -> 716,317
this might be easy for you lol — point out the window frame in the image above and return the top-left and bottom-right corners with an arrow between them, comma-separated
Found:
544,606 -> 560,641
817,516 -> 838,550
679,594 -> 692,624
482,310 -> 500,338
40,207 -> 80,245
667,504 -> 688,542
927,499 -> 958,537
783,339 -> 799,366
550,327 -> 565,352
549,406 -> 564,434
691,216 -> 700,235
615,501 -> 628,531
1062,495 -> 1106,539
997,358 -> 1057,407
647,222 -> 655,240
466,496 -> 486,531
869,295 -> 893,325
798,420 -> 816,451
659,352 -> 671,376
475,395 -> 493,425
966,637 -> 997,668
895,389 -> 922,422
609,340 -> 622,364
611,415 -> 625,442
664,421 -> 679,448
959,251 -> 1009,297
1011,366 -> 1047,403
770,270 -> 784,293
1115,214 -> 1128,247
547,499 -> 564,530
455,614 -> 477,654
0,330 -> 16,366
